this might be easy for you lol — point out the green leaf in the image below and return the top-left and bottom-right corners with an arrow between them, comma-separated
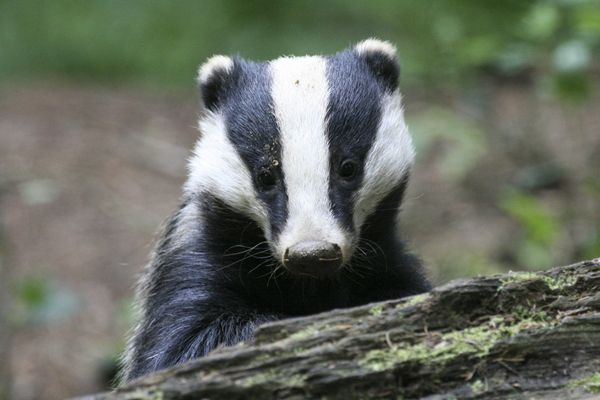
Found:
500,191 -> 559,246
551,71 -> 592,102
574,3 -> 600,35
522,3 -> 560,40
583,231 -> 600,259
13,277 -> 79,326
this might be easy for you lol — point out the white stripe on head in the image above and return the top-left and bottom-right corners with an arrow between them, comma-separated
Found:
270,56 -> 350,261
185,112 -> 270,236
354,91 -> 414,230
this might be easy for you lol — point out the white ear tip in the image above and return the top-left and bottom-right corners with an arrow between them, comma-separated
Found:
197,55 -> 234,85
355,38 -> 397,59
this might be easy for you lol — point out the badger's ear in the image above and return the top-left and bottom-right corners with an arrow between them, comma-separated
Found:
197,55 -> 235,111
354,38 -> 400,92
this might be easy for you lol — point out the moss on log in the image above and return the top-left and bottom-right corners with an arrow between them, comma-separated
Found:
85,259 -> 600,399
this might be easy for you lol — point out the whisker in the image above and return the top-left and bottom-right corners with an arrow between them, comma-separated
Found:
267,264 -> 285,290
218,240 -> 270,271
359,238 -> 388,271
223,240 -> 269,257
248,258 -> 276,275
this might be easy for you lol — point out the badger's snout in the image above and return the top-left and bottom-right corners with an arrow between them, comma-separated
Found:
283,240 -> 342,277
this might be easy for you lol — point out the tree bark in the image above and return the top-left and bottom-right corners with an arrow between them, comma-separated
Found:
85,259 -> 600,399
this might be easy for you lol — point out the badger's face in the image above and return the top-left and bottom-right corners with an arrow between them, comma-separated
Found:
186,39 -> 414,279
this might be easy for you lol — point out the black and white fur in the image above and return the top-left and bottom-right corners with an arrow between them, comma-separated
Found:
121,39 -> 430,382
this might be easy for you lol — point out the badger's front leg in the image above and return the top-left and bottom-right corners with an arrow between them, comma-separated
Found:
124,296 -> 279,381
158,306 -> 279,362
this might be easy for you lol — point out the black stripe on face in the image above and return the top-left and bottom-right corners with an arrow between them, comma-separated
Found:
326,50 -> 383,232
222,59 -> 288,238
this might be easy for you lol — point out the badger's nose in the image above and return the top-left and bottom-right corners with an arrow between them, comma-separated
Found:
283,241 -> 343,277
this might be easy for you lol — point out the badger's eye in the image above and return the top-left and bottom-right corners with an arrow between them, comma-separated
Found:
257,169 -> 277,190
339,159 -> 358,180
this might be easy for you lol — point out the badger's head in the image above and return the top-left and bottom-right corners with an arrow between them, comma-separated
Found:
185,39 -> 414,279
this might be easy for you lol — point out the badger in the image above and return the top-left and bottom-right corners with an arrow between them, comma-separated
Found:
121,38 -> 431,382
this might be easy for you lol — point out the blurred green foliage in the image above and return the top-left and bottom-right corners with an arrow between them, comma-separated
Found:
409,107 -> 486,182
12,276 -> 78,326
501,191 -> 559,247
584,233 -> 600,259
500,191 -> 561,269
1,0 -> 598,95
433,252 -> 505,284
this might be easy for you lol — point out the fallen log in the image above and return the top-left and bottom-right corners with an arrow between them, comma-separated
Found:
85,258 -> 600,399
